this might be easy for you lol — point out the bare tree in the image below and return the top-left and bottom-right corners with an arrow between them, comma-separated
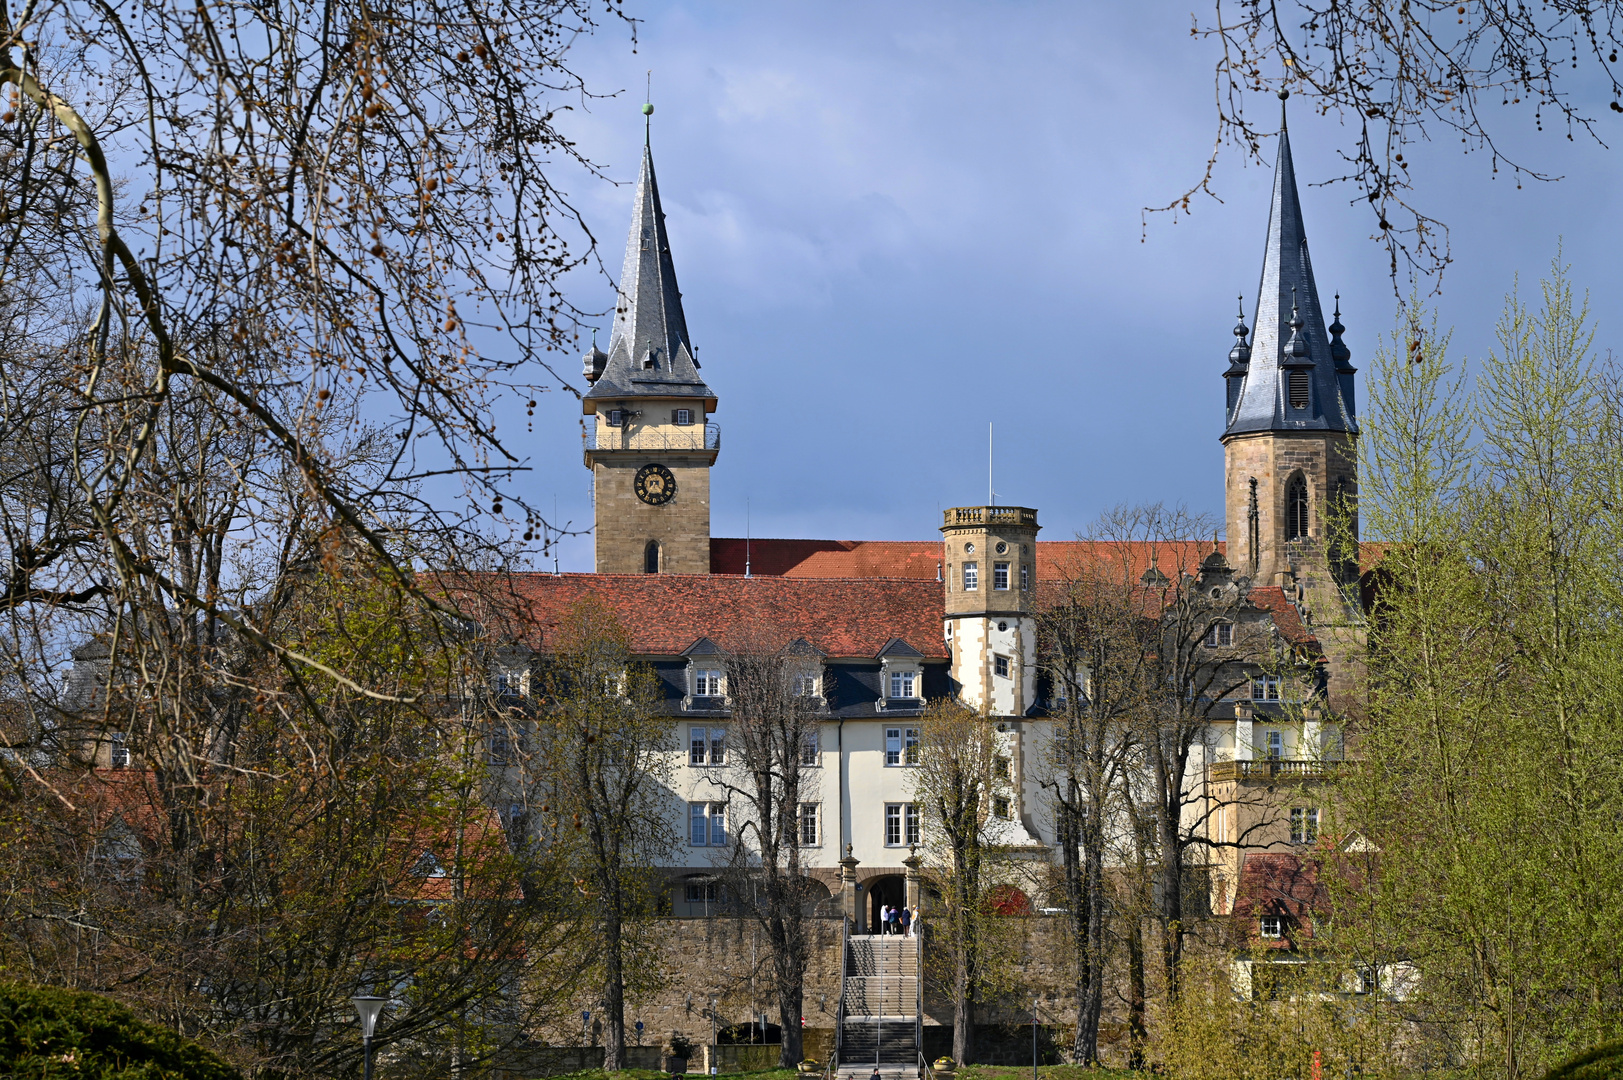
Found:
700,633 -> 822,1068
1159,2 -> 1623,285
527,597 -> 678,1071
911,698 -> 1020,1066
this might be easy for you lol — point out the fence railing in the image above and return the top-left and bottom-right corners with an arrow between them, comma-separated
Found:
942,505 -> 1037,528
583,421 -> 720,453
914,923 -> 924,1067
830,914 -> 849,1073
1208,758 -> 1337,782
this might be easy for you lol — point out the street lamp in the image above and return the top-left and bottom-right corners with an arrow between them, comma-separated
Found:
351,995 -> 388,1080
708,996 -> 718,1076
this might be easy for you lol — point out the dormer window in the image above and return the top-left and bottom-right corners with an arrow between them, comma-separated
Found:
888,670 -> 917,699
642,350 -> 658,370
1260,915 -> 1284,938
607,408 -> 626,427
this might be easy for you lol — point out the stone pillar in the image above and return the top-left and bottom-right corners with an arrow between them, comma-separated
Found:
840,846 -> 863,933
1302,705 -> 1322,762
1234,703 -> 1255,761
902,846 -> 922,910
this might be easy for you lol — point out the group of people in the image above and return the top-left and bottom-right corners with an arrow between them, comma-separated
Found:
876,902 -> 919,937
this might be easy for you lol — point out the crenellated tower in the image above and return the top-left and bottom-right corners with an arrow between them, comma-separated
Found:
583,107 -> 719,574
1222,91 -> 1359,613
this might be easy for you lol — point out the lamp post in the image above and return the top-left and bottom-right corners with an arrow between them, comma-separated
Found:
352,995 -> 388,1080
1031,997 -> 1039,1080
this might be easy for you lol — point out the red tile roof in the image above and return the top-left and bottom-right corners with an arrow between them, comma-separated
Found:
1246,586 -> 1320,649
710,538 -> 1228,584
498,573 -> 949,658
1231,852 -> 1331,948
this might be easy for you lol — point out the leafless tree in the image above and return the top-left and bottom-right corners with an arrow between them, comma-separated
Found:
699,631 -> 823,1068
1159,1 -> 1623,285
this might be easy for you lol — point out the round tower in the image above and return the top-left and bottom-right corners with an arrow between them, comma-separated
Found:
940,506 -> 1040,717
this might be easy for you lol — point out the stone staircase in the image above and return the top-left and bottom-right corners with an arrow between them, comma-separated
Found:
837,936 -> 919,1074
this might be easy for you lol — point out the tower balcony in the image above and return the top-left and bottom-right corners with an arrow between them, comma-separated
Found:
583,421 -> 720,455
943,506 -> 1038,528
1208,759 -> 1337,783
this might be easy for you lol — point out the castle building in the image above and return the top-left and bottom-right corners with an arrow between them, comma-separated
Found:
508,100 -> 1359,929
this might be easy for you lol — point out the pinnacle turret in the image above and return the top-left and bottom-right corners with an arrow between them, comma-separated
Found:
1225,296 -> 1251,417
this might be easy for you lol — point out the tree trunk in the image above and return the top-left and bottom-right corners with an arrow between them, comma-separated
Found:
1126,914 -> 1146,1071
603,905 -> 625,1069
952,945 -> 975,1064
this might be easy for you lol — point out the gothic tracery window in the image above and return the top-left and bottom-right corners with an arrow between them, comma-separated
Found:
1285,475 -> 1309,541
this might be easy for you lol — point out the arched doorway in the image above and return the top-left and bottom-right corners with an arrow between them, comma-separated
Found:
866,874 -> 906,934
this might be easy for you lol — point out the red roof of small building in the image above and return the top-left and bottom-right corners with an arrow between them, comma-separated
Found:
1246,586 -> 1319,649
498,572 -> 950,658
1231,852 -> 1332,949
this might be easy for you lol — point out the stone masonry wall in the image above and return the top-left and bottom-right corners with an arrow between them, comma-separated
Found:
592,456 -> 712,574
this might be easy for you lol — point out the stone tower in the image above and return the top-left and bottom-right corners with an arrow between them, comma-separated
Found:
1222,93 -> 1359,611
940,506 -> 1040,716
583,118 -> 718,575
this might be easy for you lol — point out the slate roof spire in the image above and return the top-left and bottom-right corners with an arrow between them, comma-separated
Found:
1223,90 -> 1356,438
584,107 -> 716,409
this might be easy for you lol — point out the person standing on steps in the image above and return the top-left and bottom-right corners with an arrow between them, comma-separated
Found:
898,905 -> 911,938
910,906 -> 921,938
879,903 -> 890,935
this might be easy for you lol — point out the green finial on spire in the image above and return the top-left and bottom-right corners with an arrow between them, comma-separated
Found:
641,102 -> 654,116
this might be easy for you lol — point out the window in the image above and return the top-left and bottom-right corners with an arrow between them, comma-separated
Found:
799,802 -> 819,846
1251,675 -> 1281,702
994,654 -> 1011,679
607,408 -> 625,426
1290,807 -> 1319,844
694,669 -> 723,698
885,727 -> 920,766
888,670 -> 917,700
962,562 -> 978,591
690,726 -> 726,767
1204,622 -> 1233,648
884,803 -> 920,847
689,802 -> 727,846
1263,729 -> 1283,760
993,796 -> 1011,820
674,408 -> 693,425
994,755 -> 1010,779
1259,915 -> 1284,939
644,539 -> 660,574
109,733 -> 130,769
993,562 -> 1010,590
1288,369 -> 1310,410
800,729 -> 820,766
413,850 -> 445,877
793,673 -> 820,698
1357,967 -> 1378,995
1286,474 -> 1309,540
488,728 -> 513,765
684,880 -> 720,904
1020,564 -> 1029,591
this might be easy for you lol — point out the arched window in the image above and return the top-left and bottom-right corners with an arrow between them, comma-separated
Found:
1285,475 -> 1309,541
643,539 -> 661,574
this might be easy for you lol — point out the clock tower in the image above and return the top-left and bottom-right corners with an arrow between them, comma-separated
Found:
583,111 -> 719,575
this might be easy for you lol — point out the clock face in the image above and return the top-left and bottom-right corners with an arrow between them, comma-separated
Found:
634,463 -> 677,506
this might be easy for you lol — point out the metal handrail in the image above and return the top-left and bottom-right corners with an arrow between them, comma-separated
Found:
914,925 -> 924,1066
919,1050 -> 936,1080
832,914 -> 849,1071
582,421 -> 720,453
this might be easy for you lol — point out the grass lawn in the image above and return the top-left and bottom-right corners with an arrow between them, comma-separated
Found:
957,1067 -> 1143,1080
540,1071 -> 802,1080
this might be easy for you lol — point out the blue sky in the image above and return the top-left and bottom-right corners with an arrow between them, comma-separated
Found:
519,1 -> 1623,571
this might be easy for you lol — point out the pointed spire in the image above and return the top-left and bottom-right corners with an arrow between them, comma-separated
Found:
1283,288 -> 1310,365
585,112 -> 715,408
1329,293 -> 1352,369
1222,89 -> 1356,437
1228,295 -> 1252,369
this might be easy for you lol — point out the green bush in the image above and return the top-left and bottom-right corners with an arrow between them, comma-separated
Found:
0,981 -> 239,1080
1540,1043 -> 1623,1080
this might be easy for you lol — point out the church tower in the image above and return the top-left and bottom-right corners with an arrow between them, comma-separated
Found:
583,110 -> 719,575
1222,92 -> 1359,612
